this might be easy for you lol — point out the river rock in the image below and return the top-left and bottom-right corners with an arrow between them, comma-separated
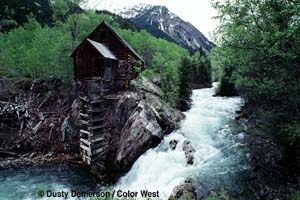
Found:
182,140 -> 196,165
169,140 -> 178,150
178,99 -> 192,112
169,178 -> 203,200
236,132 -> 246,144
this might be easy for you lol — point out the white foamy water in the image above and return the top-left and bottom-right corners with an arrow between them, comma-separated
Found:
115,83 -> 243,199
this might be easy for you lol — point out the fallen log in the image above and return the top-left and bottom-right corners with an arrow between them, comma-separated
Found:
32,121 -> 43,135
48,122 -> 55,141
0,149 -> 19,157
19,120 -> 24,136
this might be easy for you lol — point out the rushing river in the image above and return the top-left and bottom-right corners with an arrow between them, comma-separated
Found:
115,83 -> 248,199
0,84 -> 250,200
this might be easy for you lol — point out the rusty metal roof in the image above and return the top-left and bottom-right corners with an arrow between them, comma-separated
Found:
87,39 -> 117,60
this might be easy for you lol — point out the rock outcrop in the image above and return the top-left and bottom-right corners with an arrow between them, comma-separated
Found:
103,77 -> 184,180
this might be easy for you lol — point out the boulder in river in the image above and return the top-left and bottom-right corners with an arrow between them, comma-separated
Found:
169,140 -> 178,150
236,132 -> 246,144
182,140 -> 196,165
169,178 -> 204,200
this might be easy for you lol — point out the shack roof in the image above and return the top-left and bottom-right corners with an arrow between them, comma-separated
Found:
102,21 -> 144,63
71,21 -> 144,64
87,39 -> 117,60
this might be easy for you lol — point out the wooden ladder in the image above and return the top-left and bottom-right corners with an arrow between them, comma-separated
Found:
79,96 -> 111,165
80,78 -> 112,165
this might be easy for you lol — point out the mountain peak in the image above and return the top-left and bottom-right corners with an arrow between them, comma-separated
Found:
90,1 -> 214,52
118,4 -> 179,20
118,3 -> 154,18
118,4 -> 214,52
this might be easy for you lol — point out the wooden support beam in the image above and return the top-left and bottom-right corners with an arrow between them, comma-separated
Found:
82,154 -> 91,165
80,96 -> 89,102
80,138 -> 91,147
80,144 -> 92,155
92,146 -> 107,155
105,95 -> 119,100
80,129 -> 91,136
90,124 -> 107,130
91,117 -> 105,123
92,151 -> 107,162
80,113 -> 89,118
91,136 -> 107,143
91,141 -> 109,150
87,108 -> 107,113
79,120 -> 89,126
90,99 -> 105,104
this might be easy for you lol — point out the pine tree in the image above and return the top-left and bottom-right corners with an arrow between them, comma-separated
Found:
178,57 -> 192,110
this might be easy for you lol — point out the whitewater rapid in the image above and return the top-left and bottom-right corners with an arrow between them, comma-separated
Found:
115,83 -> 244,199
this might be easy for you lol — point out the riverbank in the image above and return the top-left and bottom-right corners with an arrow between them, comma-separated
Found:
167,102 -> 300,200
230,104 -> 300,200
0,152 -> 82,170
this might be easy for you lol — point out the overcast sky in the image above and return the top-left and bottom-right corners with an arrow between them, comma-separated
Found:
87,0 -> 218,41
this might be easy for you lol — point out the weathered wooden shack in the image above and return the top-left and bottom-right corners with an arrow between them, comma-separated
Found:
71,21 -> 144,166
71,21 -> 144,92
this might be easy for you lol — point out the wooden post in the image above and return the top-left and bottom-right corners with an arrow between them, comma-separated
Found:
125,79 -> 128,89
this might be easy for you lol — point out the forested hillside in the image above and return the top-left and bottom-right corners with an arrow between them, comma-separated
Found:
0,0 -> 212,108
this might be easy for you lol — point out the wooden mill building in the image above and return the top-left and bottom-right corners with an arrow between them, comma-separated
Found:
71,21 -> 144,166
72,21 -> 144,91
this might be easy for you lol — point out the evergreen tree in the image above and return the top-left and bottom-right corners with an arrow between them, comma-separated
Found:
177,57 -> 192,110
190,48 -> 212,88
